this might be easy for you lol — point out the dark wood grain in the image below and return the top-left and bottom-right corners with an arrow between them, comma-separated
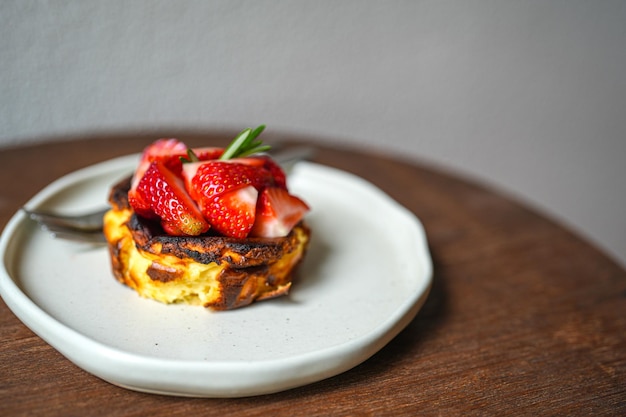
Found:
1,131 -> 625,416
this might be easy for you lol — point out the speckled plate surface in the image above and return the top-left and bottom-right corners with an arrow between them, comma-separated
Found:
0,155 -> 432,397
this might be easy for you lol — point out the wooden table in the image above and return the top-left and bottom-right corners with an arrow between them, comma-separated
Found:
1,131 -> 625,416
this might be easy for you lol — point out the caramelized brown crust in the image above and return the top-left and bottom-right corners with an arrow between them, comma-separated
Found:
128,213 -> 304,267
109,176 -> 132,210
104,176 -> 310,310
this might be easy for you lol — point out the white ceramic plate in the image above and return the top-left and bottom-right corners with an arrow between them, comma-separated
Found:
0,155 -> 432,398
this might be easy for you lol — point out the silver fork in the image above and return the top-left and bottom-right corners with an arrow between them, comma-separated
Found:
23,146 -> 315,243
23,207 -> 110,244
23,207 -> 110,233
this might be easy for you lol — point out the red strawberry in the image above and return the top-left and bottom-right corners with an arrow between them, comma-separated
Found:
128,187 -> 157,219
160,146 -> 224,177
131,138 -> 189,190
128,126 -> 309,239
236,155 -> 287,189
203,185 -> 258,238
131,140 -> 225,190
250,187 -> 310,238
192,147 -> 224,161
182,161 -> 272,237
261,157 -> 287,189
132,161 -> 210,236
182,160 -> 272,205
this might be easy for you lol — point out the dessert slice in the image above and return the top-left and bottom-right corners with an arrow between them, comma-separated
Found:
103,126 -> 310,310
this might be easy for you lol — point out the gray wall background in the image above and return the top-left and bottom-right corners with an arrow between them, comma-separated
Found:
2,1 -> 625,267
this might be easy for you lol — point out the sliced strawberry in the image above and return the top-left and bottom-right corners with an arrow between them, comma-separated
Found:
262,157 -> 287,189
127,126 -> 308,239
161,220 -> 187,236
131,138 -> 189,191
181,160 -> 271,237
250,187 -> 310,238
192,146 -> 223,161
182,160 -> 272,208
132,141 -> 224,189
236,155 -> 287,189
127,188 -> 157,219
132,161 -> 210,236
203,185 -> 258,238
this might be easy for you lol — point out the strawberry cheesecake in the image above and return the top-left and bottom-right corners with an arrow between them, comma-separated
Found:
103,126 -> 311,310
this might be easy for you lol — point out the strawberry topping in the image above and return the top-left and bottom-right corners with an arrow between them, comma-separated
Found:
250,187 -> 310,238
131,140 -> 224,191
131,139 -> 188,191
127,125 -> 309,238
131,161 -> 210,236
235,155 -> 287,189
203,185 -> 259,238
183,161 -> 269,200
